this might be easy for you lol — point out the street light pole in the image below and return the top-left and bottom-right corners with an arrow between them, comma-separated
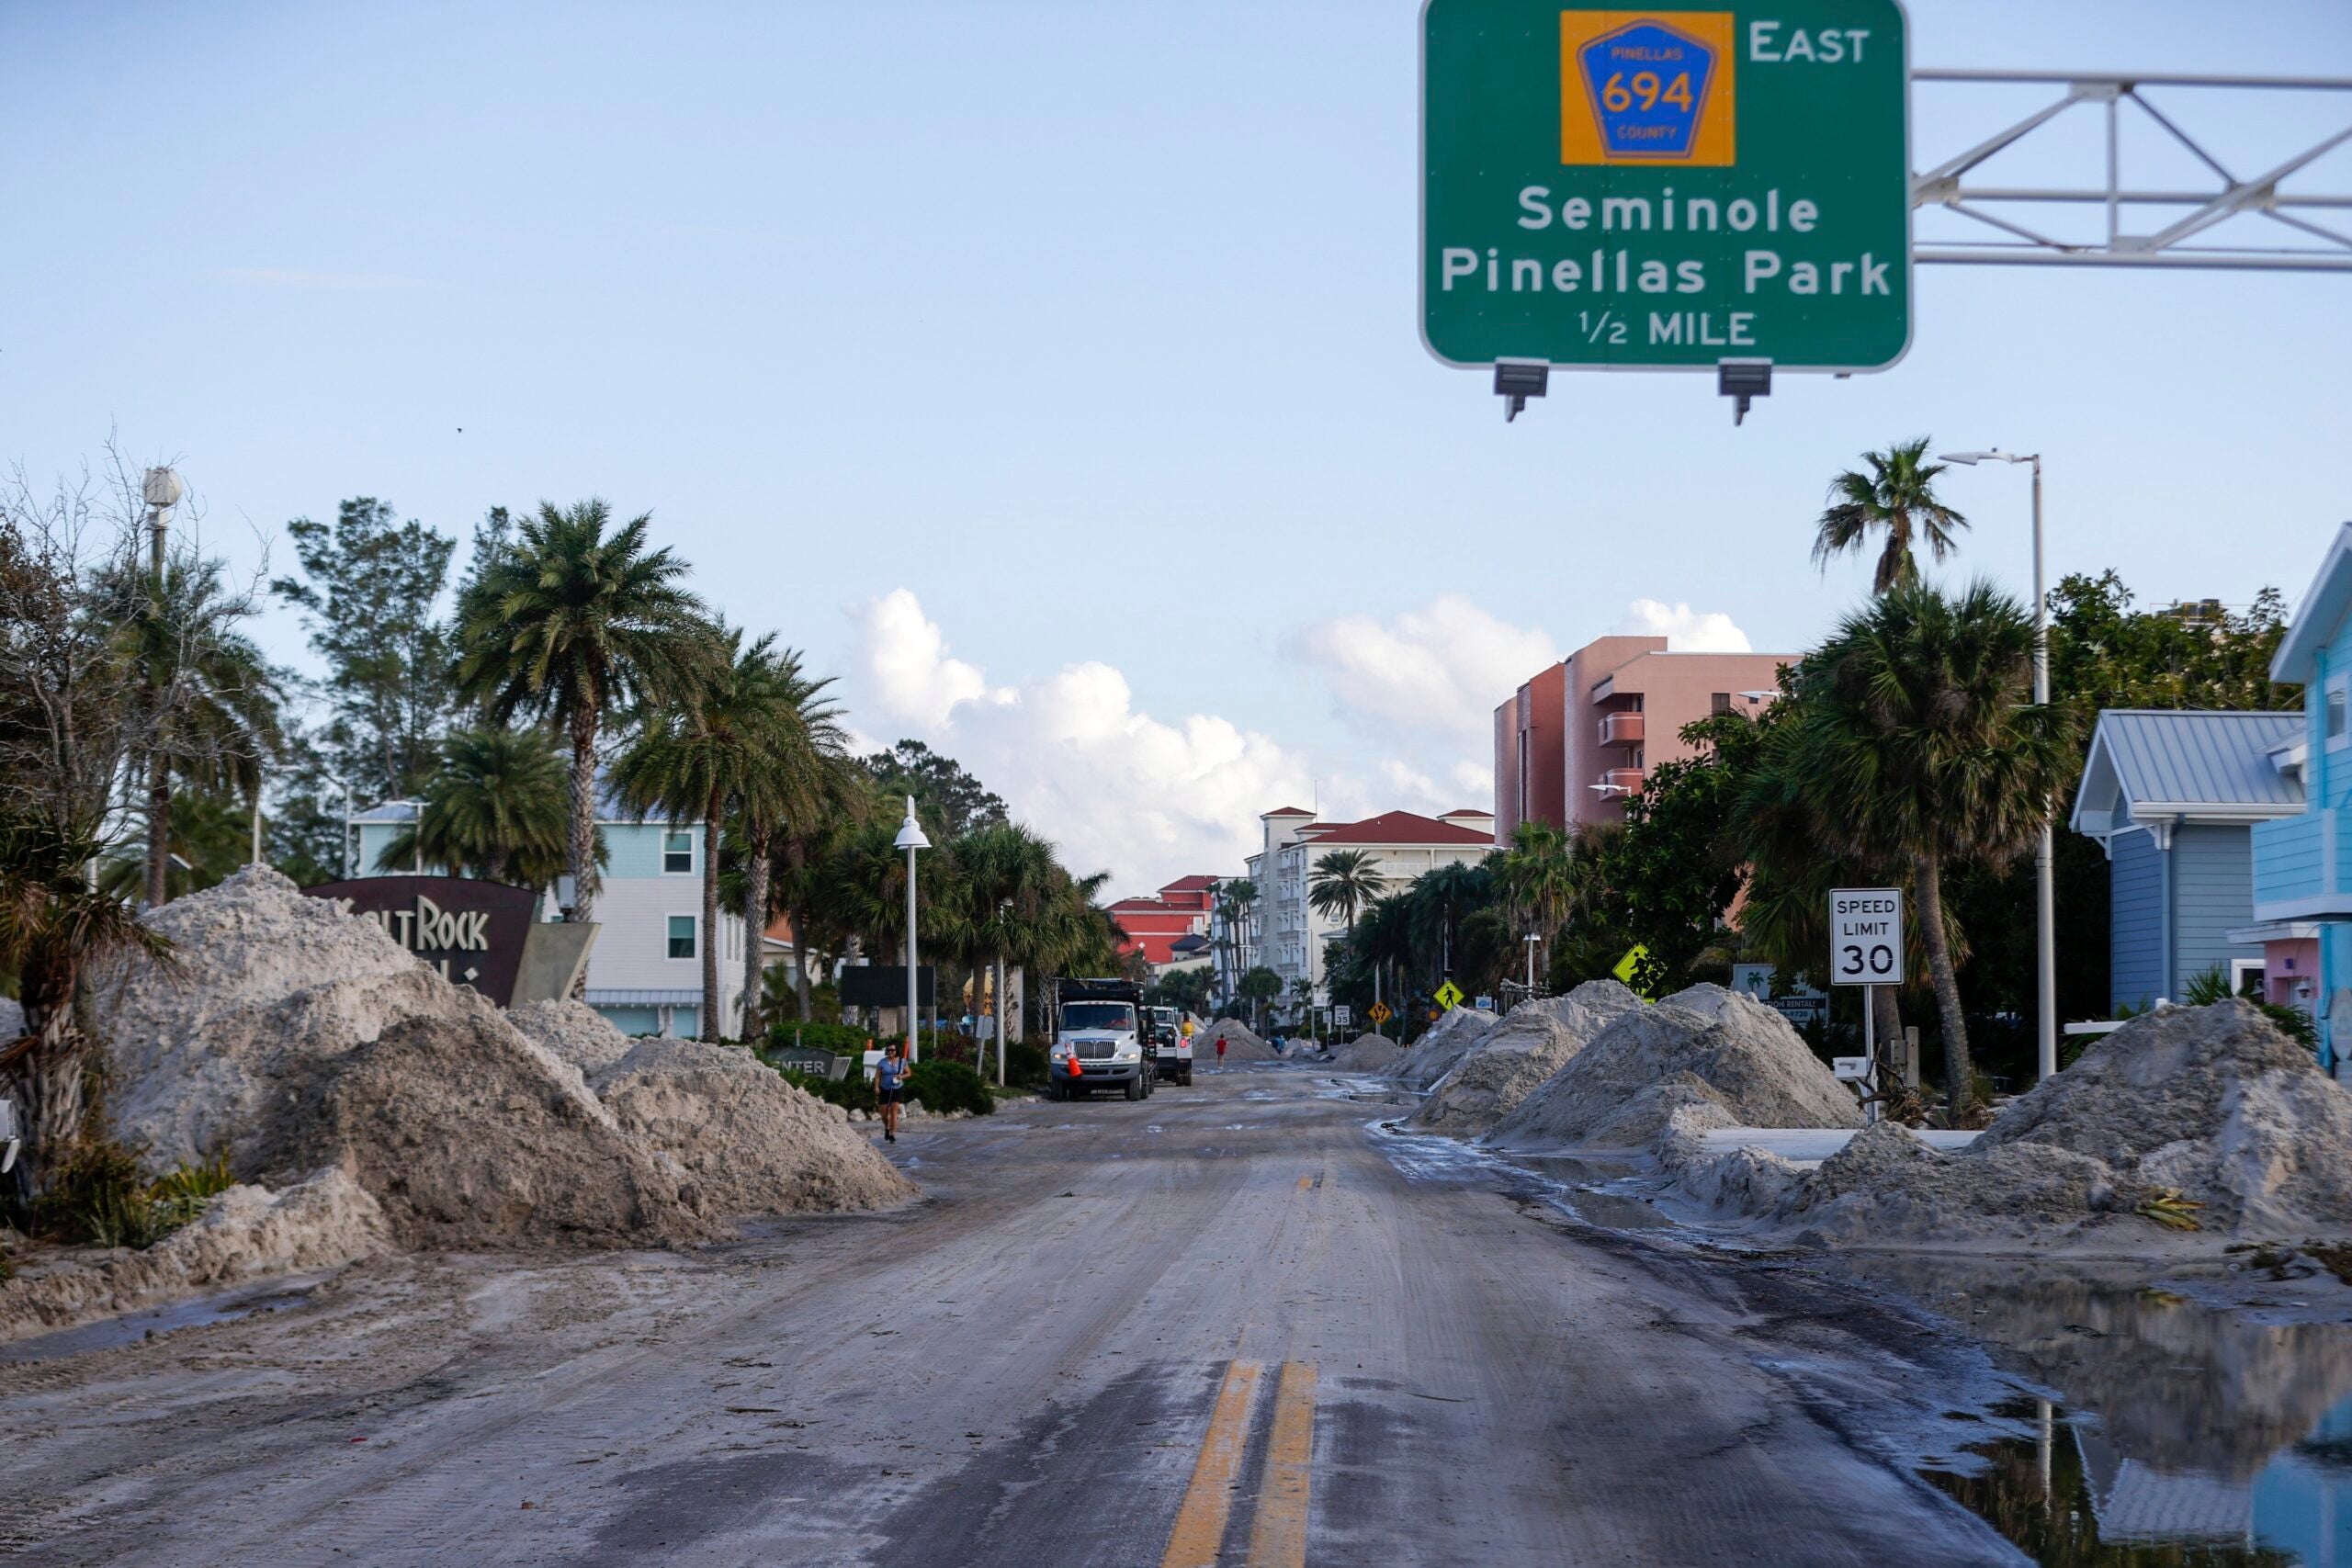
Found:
997,897 -> 1012,1089
894,796 -> 930,1064
1941,447 -> 2056,1081
1524,932 -> 1540,990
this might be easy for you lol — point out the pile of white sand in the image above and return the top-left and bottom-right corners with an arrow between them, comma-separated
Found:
1329,1033 -> 1401,1073
85,868 -> 913,1254
1410,982 -> 1645,1136
0,1169 -> 387,1342
1487,985 -> 1860,1151
1204,1020 -> 1276,1063
1384,1007 -> 1500,1091
1771,1001 -> 2352,1245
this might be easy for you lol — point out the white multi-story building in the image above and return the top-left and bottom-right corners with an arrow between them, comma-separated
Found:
1243,806 -> 1497,1007
349,791 -> 748,1039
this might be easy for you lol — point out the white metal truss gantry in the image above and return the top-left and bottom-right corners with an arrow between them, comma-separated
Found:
1912,70 -> 2352,272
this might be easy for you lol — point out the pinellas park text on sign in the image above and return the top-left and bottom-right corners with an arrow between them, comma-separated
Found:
1422,0 -> 1910,371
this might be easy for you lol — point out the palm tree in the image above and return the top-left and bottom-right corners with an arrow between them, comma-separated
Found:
1769,581 -> 2075,1122
90,554 -> 280,908
1813,438 -> 1968,595
1238,964 -> 1283,1032
379,726 -> 589,886
1491,820 -> 1577,971
954,821 -> 1062,1077
1307,850 -> 1388,933
612,626 -> 799,1042
455,499 -> 711,926
0,811 -> 175,1191
737,652 -> 856,1041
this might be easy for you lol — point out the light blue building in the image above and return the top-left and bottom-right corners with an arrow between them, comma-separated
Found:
2071,709 -> 2303,1014
346,791 -> 746,1039
2251,523 -> 2352,1068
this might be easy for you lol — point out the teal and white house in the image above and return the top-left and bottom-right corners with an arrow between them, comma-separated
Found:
2249,522 -> 2352,1069
2070,709 -> 2303,1015
347,790 -> 747,1039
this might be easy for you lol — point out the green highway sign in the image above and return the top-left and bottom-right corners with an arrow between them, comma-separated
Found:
1421,0 -> 1911,372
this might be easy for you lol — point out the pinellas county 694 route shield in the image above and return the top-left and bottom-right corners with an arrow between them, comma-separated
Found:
1421,0 -> 1911,372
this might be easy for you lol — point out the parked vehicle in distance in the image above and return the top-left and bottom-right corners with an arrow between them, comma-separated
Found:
1046,977 -> 1155,1101
1149,1005 -> 1193,1085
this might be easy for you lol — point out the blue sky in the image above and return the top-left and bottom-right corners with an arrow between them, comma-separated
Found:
4,1 -> 2349,888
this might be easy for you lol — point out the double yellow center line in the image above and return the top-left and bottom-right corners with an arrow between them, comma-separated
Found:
1159,1359 -> 1317,1568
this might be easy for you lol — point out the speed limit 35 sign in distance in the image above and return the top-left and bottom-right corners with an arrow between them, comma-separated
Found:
1828,887 -> 1903,986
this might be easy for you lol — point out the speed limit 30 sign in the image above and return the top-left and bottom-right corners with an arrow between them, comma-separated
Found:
1828,888 -> 1903,986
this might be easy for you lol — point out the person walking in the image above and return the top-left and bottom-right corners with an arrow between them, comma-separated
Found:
876,1038 -> 909,1144
1216,1030 -> 1227,1069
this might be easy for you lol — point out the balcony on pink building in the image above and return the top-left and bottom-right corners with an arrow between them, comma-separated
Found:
1596,767 -> 1645,795
1598,711 -> 1645,747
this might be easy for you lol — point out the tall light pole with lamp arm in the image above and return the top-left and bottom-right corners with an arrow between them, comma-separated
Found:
895,796 -> 930,1064
1939,447 -> 2055,1082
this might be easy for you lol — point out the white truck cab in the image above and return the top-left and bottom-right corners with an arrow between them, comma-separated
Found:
1047,978 -> 1155,1102
1149,1006 -> 1194,1085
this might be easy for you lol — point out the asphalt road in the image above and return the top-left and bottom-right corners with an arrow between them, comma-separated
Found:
3,1064 -> 2026,1566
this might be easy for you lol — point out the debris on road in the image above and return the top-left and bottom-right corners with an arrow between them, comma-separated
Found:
6,868 -> 914,1341
1487,984 -> 1860,1151
1383,1006 -> 1498,1091
1329,1033 -> 1401,1073
0,1168 -> 386,1342
1205,1020 -> 1277,1062
1770,1001 -> 2352,1245
1409,981 -> 1643,1136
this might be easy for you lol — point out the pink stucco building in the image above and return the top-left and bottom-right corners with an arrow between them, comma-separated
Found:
1494,637 -> 1791,836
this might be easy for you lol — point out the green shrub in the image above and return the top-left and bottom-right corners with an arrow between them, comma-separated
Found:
32,1143 -> 233,1249
2182,965 -> 2317,1048
1001,1041 -> 1050,1088
908,1059 -> 992,1117
766,1020 -> 880,1055
778,1066 -> 877,1118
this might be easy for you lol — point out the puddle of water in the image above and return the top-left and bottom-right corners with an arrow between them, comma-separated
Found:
1826,1253 -> 2352,1564
0,1278 -> 321,1363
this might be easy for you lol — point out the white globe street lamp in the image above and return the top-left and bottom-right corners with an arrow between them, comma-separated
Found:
894,796 -> 931,1062
1939,447 -> 2054,1082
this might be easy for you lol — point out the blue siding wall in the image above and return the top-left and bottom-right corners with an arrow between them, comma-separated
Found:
603,822 -> 701,881
2109,828 -> 2165,1012
2170,824 -> 2262,996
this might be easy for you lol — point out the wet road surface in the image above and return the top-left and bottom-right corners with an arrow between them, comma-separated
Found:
3,1065 -> 2027,1565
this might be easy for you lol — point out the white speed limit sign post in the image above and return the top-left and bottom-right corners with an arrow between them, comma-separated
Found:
1830,889 -> 1904,1122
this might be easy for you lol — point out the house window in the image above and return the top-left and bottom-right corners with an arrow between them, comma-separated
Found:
2329,676 -> 2349,751
1712,692 -> 1733,716
663,829 -> 694,874
667,915 -> 696,960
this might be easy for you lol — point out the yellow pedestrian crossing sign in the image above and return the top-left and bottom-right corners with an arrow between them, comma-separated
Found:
1611,944 -> 1650,984
1434,980 -> 1465,1009
1366,1001 -> 1393,1026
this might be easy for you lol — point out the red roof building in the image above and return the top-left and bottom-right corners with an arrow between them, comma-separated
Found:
1110,876 -> 1219,965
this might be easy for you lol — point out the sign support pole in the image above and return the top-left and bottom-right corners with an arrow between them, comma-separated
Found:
1862,983 -> 1879,1125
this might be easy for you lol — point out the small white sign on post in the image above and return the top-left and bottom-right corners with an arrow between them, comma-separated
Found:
1828,889 -> 1904,987
1332,1005 -> 1352,1028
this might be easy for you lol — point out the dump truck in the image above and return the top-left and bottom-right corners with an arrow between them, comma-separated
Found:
1046,977 -> 1155,1101
1148,1005 -> 1193,1085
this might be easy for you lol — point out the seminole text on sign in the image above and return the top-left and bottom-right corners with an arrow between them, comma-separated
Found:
1421,1 -> 1910,370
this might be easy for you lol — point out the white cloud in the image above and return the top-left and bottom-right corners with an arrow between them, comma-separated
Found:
1286,595 -> 1557,738
1611,598 -> 1753,652
854,588 -> 1005,728
843,591 -> 1314,891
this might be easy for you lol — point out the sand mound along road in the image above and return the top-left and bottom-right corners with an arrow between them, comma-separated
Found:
1770,1000 -> 2352,1246
17,866 -> 916,1328
1487,984 -> 1862,1151
1204,1020 -> 1277,1063
1384,1006 -> 1500,1091
1329,1033 -> 1401,1074
1409,982 -> 1645,1137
